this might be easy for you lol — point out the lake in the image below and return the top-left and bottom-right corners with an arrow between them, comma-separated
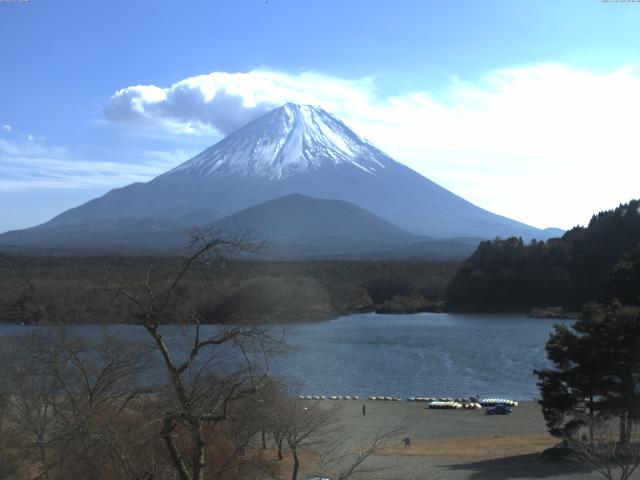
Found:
0,313 -> 570,400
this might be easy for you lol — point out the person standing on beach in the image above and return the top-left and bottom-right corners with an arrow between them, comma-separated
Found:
362,404 -> 366,416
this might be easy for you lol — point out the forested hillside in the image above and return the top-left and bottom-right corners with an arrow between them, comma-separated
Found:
447,200 -> 640,312
0,256 -> 455,324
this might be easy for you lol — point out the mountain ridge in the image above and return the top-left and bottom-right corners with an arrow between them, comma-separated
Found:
0,194 -> 479,259
0,103 -> 562,254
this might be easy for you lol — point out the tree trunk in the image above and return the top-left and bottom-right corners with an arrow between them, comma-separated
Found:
192,424 -> 206,480
261,428 -> 267,450
37,441 -> 51,480
291,448 -> 299,480
620,412 -> 628,444
273,433 -> 283,460
588,394 -> 595,443
161,417 -> 192,480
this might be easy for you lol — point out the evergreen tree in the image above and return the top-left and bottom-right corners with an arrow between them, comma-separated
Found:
608,245 -> 640,305
535,302 -> 640,443
447,199 -> 640,312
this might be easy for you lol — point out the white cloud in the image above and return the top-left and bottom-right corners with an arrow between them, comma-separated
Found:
103,64 -> 640,229
1,124 -> 11,132
104,71 -> 375,136
0,138 -> 191,192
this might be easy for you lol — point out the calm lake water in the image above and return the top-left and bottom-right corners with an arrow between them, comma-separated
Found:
0,313 -> 570,400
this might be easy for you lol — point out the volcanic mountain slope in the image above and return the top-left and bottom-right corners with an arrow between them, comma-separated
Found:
0,103 -> 558,253
207,194 -> 474,258
0,193 -> 478,258
212,194 -> 418,243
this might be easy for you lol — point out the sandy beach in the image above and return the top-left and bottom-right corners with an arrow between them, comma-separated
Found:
283,400 -> 622,480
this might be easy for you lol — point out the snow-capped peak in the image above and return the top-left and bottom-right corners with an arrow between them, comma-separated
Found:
164,103 -> 393,180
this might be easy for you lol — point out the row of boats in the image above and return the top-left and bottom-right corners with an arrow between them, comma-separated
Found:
298,395 -> 361,400
428,401 -> 482,409
296,395 -> 519,408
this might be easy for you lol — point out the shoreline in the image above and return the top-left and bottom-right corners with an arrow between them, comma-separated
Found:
0,308 -> 579,327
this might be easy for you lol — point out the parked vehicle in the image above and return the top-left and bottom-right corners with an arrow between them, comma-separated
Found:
485,404 -> 512,415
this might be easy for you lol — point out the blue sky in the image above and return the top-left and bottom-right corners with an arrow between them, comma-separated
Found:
1,0 -> 640,232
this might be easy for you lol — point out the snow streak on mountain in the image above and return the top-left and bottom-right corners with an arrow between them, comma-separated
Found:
164,103 -> 391,179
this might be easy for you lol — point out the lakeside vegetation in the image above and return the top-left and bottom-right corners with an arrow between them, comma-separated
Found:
3,200 -> 640,325
447,199 -> 640,313
0,255 -> 456,325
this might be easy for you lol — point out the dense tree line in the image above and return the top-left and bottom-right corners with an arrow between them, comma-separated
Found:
447,199 -> 640,312
0,255 -> 456,325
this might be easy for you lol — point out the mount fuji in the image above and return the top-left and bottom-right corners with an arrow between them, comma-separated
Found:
0,103 -> 560,255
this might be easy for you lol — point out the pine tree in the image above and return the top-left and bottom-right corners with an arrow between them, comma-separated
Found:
535,302 -> 640,443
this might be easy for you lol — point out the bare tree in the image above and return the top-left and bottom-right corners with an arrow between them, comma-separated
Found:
0,344 -> 26,480
566,417 -> 640,480
210,393 -> 278,480
2,230 -> 403,480
108,230 -> 274,480
311,425 -> 403,480
253,377 -> 289,461
280,401 -> 342,480
0,231 -> 278,480
0,329 -> 167,480
271,398 -> 403,480
271,417 -> 287,462
2,357 -> 61,479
